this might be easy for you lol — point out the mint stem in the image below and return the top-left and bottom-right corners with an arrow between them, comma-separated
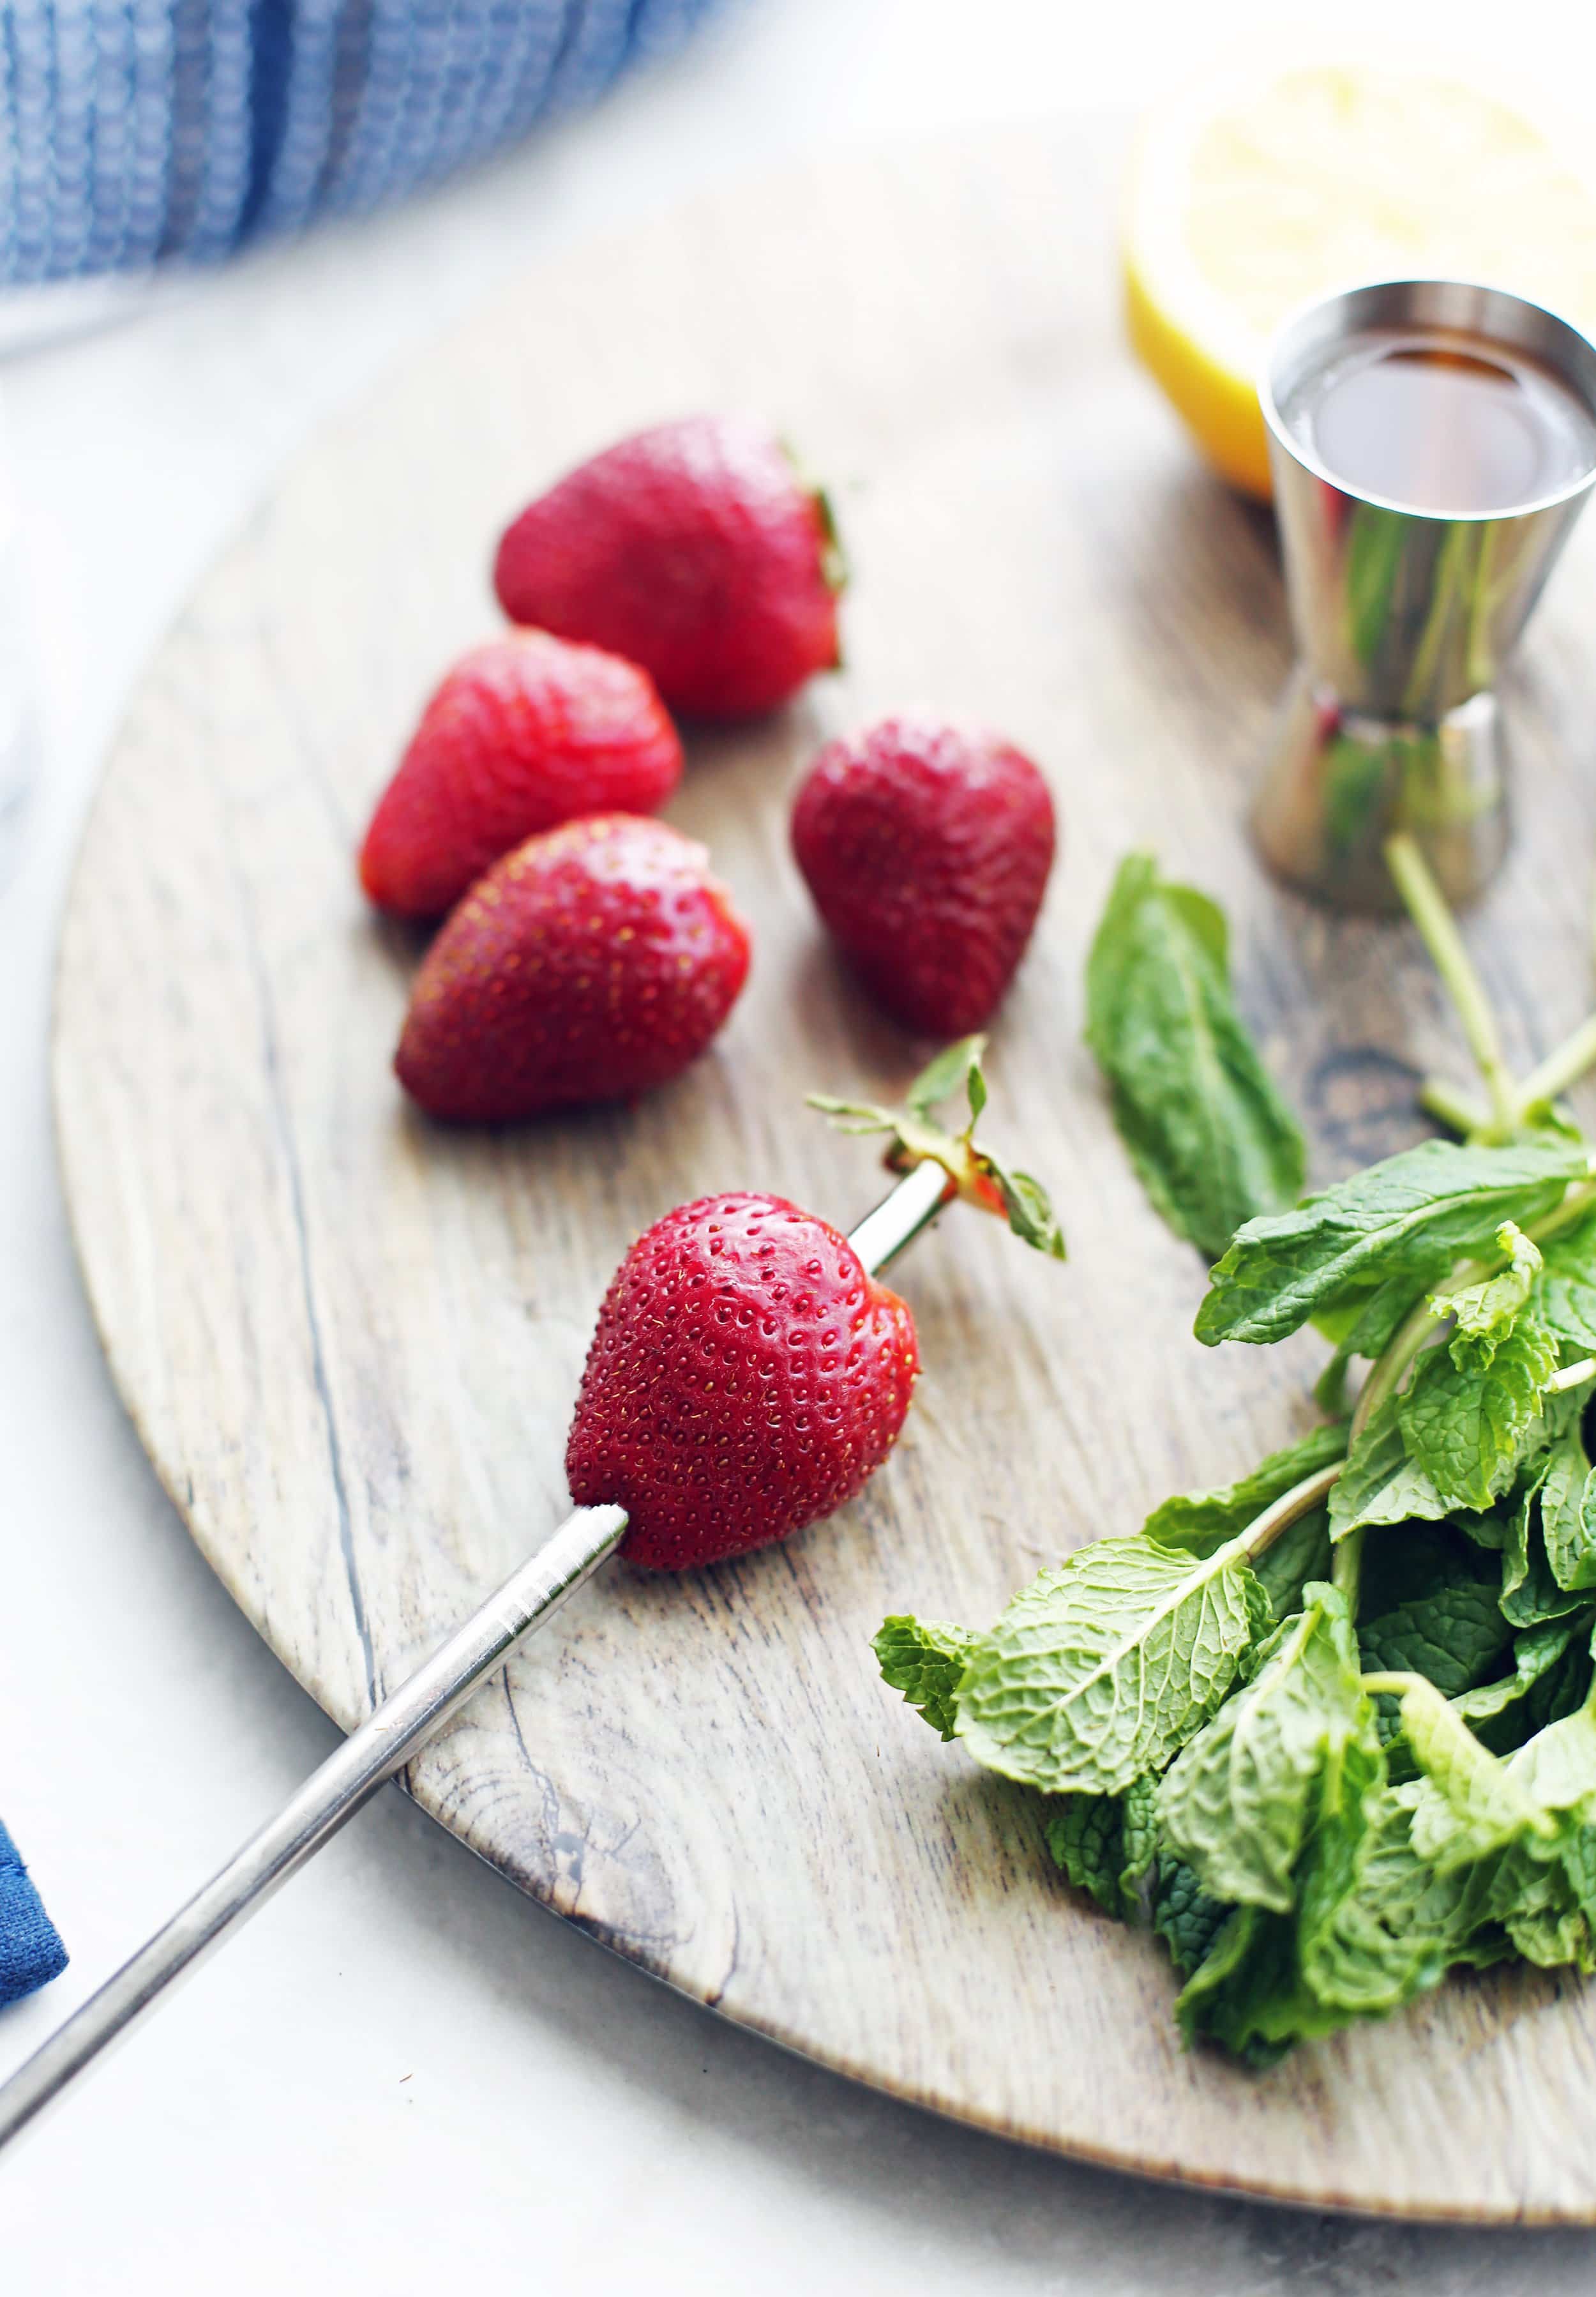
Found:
1332,1526 -> 1364,1610
1418,1077 -> 1488,1139
1515,1012 -> 1596,1116
1385,833 -> 1517,1137
1359,1669 -> 1426,1699
1350,1293 -> 1434,1437
1228,1461 -> 1344,1563
1419,1003 -> 1596,1145
1524,1171 -> 1596,1247
1389,835 -> 1596,1140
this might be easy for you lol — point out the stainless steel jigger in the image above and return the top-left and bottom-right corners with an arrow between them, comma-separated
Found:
1253,278 -> 1596,912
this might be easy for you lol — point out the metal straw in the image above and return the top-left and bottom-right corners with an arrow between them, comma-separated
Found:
0,1156 -> 952,2157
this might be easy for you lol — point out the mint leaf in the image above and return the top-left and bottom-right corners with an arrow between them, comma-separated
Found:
1502,1468 -> 1593,1630
954,1535 -> 1267,1798
1173,1903 -> 1282,2063
1084,854 -> 1305,1262
1397,1319 -> 1559,1513
1499,1863 -> 1596,1971
1196,1137 -> 1585,1349
1500,1711 -> 1596,1958
1141,1423 -> 1348,1557
1471,1749 -> 1596,1965
1399,1694 -> 1596,1976
1300,1785 -> 1468,2016
1313,1340 -> 1356,1418
1254,1505 -> 1334,1623
1401,1677 -> 1555,1869
1175,1731 -> 1387,2063
1505,1699 -> 1596,1816
1044,1774 -> 1159,1920
1118,1771 -> 1161,1906
1540,1422 -> 1596,1594
1176,1759 -> 1526,2060
1439,1222 -> 1542,1367
1044,1796 -> 1124,1913
1457,1618 -> 1584,1731
1357,1529 -> 1513,1699
1301,1858 -> 1442,2015
1319,1270 -> 1437,1362
1532,1206 -> 1596,1354
1327,1397 -> 1450,1542
1312,1274 -> 1426,1412
1158,1583 -> 1375,1913
873,1615 -> 979,1740
1151,1850 -> 1233,1978
1455,1505 -> 1511,1551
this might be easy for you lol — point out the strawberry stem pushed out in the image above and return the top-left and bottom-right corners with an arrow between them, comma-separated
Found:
809,1036 -> 1065,1259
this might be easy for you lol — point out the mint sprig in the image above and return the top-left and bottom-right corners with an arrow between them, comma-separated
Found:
873,838 -> 1596,2064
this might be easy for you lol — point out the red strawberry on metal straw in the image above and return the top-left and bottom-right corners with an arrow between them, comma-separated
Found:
0,1042 -> 1061,2152
569,1192 -> 921,1571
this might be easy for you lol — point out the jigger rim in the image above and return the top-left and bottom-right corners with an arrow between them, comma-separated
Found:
1260,274 -> 1596,525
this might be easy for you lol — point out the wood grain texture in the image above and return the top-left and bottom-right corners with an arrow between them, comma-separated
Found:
50,120 -> 1596,2219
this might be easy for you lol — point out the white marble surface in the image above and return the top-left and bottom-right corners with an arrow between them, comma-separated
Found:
7,1 -> 1596,2285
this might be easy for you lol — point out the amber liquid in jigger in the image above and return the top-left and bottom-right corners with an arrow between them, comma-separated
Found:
1280,326 -> 1596,515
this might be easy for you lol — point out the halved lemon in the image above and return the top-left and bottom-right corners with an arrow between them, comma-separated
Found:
1124,63 -> 1596,497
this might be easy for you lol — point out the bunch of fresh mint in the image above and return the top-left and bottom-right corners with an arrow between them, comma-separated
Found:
876,838 -> 1596,2064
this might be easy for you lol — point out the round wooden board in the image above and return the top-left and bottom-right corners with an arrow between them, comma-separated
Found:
53,120 -> 1596,2220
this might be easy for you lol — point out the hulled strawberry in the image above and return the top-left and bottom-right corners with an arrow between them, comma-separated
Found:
791,715 -> 1056,1036
360,630 -> 681,919
395,815 -> 749,1122
564,1041 -> 1065,1571
493,414 -> 844,719
565,1192 -> 919,1570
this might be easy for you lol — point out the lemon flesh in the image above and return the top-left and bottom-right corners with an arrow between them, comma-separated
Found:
1124,65 -> 1596,499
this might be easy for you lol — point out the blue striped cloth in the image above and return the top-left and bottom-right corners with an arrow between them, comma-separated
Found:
0,0 -> 725,284
0,1821 -> 66,2006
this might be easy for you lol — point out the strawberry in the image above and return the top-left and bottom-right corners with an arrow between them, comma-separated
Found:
791,714 -> 1056,1036
359,630 -> 681,919
394,815 -> 749,1122
565,1192 -> 919,1570
493,415 -> 845,719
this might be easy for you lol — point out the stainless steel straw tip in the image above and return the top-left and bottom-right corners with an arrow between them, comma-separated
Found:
1251,277 -> 1596,913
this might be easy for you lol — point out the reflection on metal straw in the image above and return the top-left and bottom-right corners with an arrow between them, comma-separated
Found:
1253,278 -> 1596,912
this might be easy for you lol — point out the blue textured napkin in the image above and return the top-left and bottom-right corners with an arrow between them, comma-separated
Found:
0,0 -> 725,285
0,1823 -> 68,2008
